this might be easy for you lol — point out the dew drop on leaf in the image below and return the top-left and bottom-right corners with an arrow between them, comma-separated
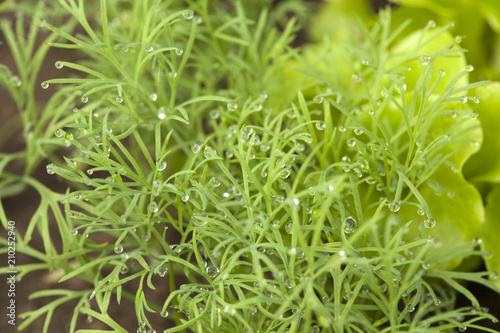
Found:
424,217 -> 436,228
158,160 -> 167,171
419,55 -> 431,65
344,216 -> 357,234
148,202 -> 158,213
212,177 -> 221,187
316,121 -> 326,130
227,101 -> 238,111
313,96 -> 324,104
114,244 -> 123,254
183,10 -> 194,20
54,129 -> 63,137
191,141 -> 202,153
388,200 -> 401,212
204,146 -> 217,158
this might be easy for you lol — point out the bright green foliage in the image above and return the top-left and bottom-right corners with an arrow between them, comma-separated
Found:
464,82 -> 500,183
484,184 -> 500,289
389,0 -> 500,81
0,1 -> 499,333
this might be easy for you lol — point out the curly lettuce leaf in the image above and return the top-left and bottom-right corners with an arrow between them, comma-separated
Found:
484,184 -> 500,289
463,82 -> 500,183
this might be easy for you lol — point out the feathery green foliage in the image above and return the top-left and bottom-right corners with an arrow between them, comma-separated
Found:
1,1 -> 499,332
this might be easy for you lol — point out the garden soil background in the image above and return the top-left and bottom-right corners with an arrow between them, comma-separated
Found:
1,0 -> 499,332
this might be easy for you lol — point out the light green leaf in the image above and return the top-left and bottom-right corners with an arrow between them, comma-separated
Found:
463,82 -> 500,183
483,183 -> 500,289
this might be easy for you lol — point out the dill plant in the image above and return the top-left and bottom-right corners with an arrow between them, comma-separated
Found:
0,1 -> 499,332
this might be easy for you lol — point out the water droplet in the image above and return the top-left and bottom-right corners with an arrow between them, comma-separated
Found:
466,64 -> 474,72
116,96 -> 123,103
490,271 -> 498,280
148,202 -> 158,213
149,93 -> 157,102
438,69 -> 445,77
470,112 -> 478,120
406,304 -> 415,312
352,72 -> 361,83
227,101 -> 238,111
362,58 -> 370,66
46,164 -> 55,175
344,216 -> 357,234
114,244 -> 123,254
280,169 -> 290,179
458,327 -> 467,332
338,125 -> 346,132
314,96 -> 324,104
55,61 -> 63,69
121,46 -> 129,52
427,20 -> 436,28
424,217 -> 436,228
422,262 -> 430,269
354,129 -> 363,136
343,291 -> 352,300
206,266 -> 219,278
81,95 -> 88,103
41,81 -> 49,89
204,146 -> 217,158
471,96 -> 480,104
378,284 -> 387,293
145,44 -> 153,52
316,121 -> 326,130
70,228 -> 78,236
347,138 -> 356,147
473,237 -> 482,244
451,112 -> 457,118
175,48 -> 183,56
64,133 -> 73,141
388,200 -> 401,212
180,194 -> 189,202
285,222 -> 293,234
54,129 -> 64,138
211,177 -> 221,187
205,111 -> 218,122
192,141 -> 202,153
419,55 -> 431,65
158,160 -> 167,171
183,10 -> 194,20
381,89 -> 388,98
169,71 -> 177,78
193,211 -> 208,227
417,207 -> 425,216
459,96 -> 468,103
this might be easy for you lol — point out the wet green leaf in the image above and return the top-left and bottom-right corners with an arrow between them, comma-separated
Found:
483,184 -> 500,289
463,82 -> 500,183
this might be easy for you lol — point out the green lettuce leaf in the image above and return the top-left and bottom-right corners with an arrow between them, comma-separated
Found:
483,184 -> 500,288
463,82 -> 500,183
